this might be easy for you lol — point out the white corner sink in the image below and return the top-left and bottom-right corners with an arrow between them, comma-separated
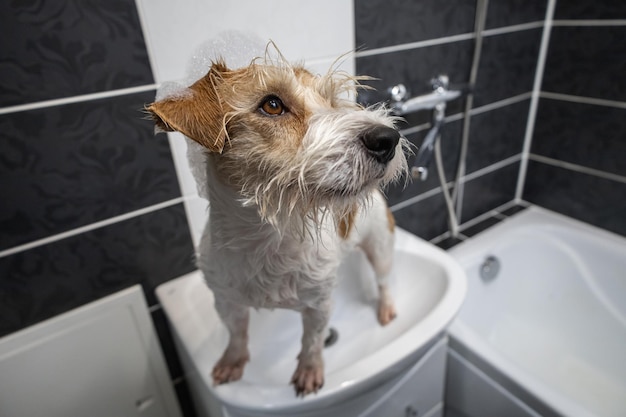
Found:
156,227 -> 466,415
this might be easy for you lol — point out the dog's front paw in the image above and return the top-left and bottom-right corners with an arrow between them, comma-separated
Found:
212,353 -> 249,385
377,299 -> 397,325
291,363 -> 324,397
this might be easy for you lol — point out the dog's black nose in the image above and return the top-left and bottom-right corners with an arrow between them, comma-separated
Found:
360,125 -> 400,164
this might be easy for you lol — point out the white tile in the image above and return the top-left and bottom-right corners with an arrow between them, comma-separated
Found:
167,132 -> 197,197
183,196 -> 209,248
136,0 -> 355,83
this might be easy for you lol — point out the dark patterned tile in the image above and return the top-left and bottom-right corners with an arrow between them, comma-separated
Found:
355,0 -> 476,50
524,161 -> 626,237
542,27 -> 626,102
0,203 -> 196,337
485,0 -> 547,29
0,0 -> 153,107
436,236 -> 465,250
461,215 -> 502,237
554,0 -> 626,19
460,162 -> 520,223
532,98 -> 626,177
0,91 -> 181,251
466,99 -> 530,174
357,39 -> 474,120
386,119 -> 463,206
392,191 -> 451,241
473,28 -> 542,107
499,204 -> 528,217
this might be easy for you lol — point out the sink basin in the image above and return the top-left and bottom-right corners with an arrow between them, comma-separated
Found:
156,227 -> 466,415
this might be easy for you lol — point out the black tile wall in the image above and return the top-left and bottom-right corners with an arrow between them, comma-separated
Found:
485,0 -> 547,29
355,0 -> 476,50
524,3 -> 626,238
473,28 -> 542,107
393,192 -> 452,241
357,39 -> 474,116
0,203 -> 195,338
0,91 -> 181,251
385,119 -> 463,207
466,99 -> 530,174
525,161 -> 626,236
357,0 -> 543,240
532,98 -> 626,177
542,27 -> 626,102
554,0 -> 626,20
461,162 -> 520,223
0,0 -> 154,107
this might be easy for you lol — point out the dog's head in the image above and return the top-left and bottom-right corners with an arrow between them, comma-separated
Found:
147,57 -> 408,226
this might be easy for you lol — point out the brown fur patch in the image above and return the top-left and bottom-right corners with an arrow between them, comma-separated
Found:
146,61 -> 230,152
386,206 -> 396,233
337,206 -> 358,240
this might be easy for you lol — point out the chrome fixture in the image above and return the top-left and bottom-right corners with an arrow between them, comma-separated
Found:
389,75 -> 461,116
480,255 -> 500,282
388,75 -> 463,180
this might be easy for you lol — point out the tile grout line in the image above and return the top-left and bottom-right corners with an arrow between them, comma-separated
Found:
540,91 -> 626,109
399,92 -> 533,137
529,154 -> 626,185
355,21 -> 546,59
355,33 -> 475,58
461,154 -> 521,184
552,19 -> 626,27
0,84 -> 160,116
482,21 -> 544,37
514,0 -> 557,200
389,184 -> 449,213
0,197 -> 185,259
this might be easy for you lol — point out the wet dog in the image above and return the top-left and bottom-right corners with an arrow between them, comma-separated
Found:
147,53 -> 408,396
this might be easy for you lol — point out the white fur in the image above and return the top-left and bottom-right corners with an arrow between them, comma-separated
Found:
149,58 -> 408,396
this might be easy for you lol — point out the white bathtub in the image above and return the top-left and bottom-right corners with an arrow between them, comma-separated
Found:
448,206 -> 626,417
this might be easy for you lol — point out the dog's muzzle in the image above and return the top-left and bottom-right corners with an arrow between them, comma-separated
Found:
360,126 -> 400,164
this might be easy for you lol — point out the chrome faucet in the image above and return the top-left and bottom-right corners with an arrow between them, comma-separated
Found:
389,75 -> 460,115
389,75 -> 462,180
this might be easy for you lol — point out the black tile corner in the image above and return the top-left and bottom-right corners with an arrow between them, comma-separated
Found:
0,203 -> 196,338
523,161 -> 626,237
0,0 -> 154,107
355,0 -> 476,50
461,162 -> 520,223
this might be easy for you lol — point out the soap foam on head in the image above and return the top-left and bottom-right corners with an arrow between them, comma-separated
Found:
156,31 -> 268,200
156,31 -> 267,101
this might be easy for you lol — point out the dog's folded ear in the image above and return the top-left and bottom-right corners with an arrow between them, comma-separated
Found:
146,63 -> 229,153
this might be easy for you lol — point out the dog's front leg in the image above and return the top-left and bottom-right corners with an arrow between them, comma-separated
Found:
292,304 -> 330,396
212,298 -> 250,385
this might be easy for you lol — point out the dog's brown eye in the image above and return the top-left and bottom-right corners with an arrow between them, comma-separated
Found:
259,96 -> 286,116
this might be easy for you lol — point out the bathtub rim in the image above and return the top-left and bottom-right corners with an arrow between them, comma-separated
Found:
448,205 -> 625,417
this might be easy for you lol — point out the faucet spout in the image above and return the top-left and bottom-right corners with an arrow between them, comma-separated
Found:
411,101 -> 446,180
412,118 -> 443,180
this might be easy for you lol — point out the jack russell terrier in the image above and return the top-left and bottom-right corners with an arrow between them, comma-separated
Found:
147,51 -> 408,396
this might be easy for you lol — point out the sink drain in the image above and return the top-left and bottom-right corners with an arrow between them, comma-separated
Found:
324,327 -> 339,348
